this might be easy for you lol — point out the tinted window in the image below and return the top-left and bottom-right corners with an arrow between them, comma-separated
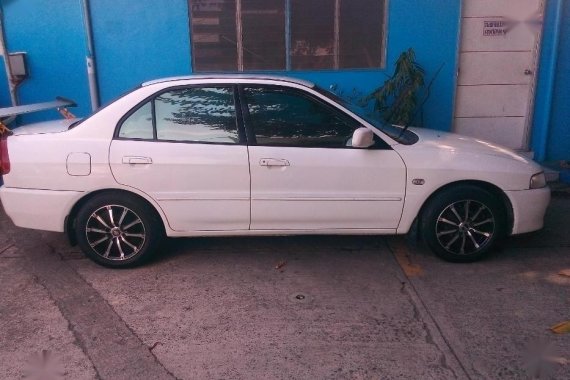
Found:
243,86 -> 359,147
155,87 -> 239,144
290,0 -> 335,70
189,0 -> 387,71
190,0 -> 238,71
118,102 -> 153,139
242,0 -> 286,70
314,85 -> 419,146
338,0 -> 385,69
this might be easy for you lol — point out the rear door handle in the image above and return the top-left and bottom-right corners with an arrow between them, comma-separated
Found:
122,156 -> 153,165
259,158 -> 290,167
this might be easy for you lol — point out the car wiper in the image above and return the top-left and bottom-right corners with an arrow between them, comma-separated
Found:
399,62 -> 445,139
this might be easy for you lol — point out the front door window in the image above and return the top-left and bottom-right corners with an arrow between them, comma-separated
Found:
242,86 -> 359,148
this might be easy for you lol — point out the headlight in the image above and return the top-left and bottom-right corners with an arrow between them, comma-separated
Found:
530,172 -> 547,189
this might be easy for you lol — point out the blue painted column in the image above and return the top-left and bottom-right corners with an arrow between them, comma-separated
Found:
545,0 -> 570,162
531,0 -> 563,161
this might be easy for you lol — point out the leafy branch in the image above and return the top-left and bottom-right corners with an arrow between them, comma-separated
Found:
365,48 -> 425,125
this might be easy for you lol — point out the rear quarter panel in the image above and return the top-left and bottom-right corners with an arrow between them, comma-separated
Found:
3,132 -> 116,191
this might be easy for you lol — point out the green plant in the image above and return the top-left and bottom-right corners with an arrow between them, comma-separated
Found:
366,48 -> 425,125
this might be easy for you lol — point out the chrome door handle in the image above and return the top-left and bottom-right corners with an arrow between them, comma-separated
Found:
122,156 -> 153,165
259,158 -> 290,167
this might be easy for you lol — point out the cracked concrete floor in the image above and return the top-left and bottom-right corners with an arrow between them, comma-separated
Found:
0,197 -> 569,379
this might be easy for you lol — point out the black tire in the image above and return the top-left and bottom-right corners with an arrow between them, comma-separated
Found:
75,192 -> 164,268
420,185 -> 507,262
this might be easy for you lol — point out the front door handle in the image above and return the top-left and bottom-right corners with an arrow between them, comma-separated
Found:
259,158 -> 290,167
122,156 -> 153,165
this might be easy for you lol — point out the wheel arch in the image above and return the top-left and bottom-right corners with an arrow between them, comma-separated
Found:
65,188 -> 168,245
415,180 -> 514,237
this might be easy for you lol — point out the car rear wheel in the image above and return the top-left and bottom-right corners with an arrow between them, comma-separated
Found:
75,192 -> 163,268
421,185 -> 507,262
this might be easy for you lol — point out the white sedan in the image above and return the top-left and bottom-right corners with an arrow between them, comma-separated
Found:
0,75 -> 550,267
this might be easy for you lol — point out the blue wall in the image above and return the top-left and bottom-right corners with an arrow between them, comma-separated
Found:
90,0 -> 191,105
0,0 -> 90,123
285,0 -> 461,132
1,0 -> 461,132
0,55 -> 10,105
0,1 -> 565,159
0,0 -> 191,119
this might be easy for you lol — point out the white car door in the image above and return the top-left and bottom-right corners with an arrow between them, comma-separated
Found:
241,85 -> 406,231
109,86 -> 250,232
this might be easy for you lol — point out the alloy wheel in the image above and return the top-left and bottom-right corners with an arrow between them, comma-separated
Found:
85,205 -> 146,261
435,200 -> 495,255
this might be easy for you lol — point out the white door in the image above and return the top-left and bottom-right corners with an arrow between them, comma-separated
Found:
109,86 -> 250,232
241,85 -> 406,231
454,0 -> 545,150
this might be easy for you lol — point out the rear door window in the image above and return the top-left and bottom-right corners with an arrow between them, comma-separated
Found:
118,86 -> 240,144
155,87 -> 239,144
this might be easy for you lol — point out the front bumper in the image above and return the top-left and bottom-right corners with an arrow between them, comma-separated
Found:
505,186 -> 551,235
0,187 -> 83,232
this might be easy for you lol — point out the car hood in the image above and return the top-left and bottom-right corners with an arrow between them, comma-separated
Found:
11,118 -> 79,136
406,127 -> 533,164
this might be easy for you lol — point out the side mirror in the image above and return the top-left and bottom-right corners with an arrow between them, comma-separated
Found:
351,127 -> 375,148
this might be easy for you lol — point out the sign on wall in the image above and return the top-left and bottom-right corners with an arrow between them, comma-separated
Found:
483,19 -> 508,36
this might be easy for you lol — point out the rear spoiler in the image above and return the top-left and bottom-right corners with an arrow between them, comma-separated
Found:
0,97 -> 76,118
0,97 -> 77,135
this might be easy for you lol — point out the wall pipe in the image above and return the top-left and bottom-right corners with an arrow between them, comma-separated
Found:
80,0 -> 100,111
0,5 -> 17,106
532,0 -> 563,162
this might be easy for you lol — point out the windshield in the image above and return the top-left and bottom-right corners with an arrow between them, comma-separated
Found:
313,85 -> 418,145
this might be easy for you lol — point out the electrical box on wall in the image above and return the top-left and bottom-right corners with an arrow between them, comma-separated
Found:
8,52 -> 28,79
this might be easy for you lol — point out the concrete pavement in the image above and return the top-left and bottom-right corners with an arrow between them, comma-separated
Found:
0,196 -> 569,379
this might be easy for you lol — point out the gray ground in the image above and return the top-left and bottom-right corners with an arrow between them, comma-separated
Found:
0,196 -> 569,380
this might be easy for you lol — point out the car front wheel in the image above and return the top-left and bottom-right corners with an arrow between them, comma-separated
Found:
75,192 -> 163,268
421,185 -> 507,262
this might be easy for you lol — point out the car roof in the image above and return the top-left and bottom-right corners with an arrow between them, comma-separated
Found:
141,74 -> 315,88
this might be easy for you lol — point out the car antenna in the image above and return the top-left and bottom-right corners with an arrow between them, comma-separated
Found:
398,62 -> 445,138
